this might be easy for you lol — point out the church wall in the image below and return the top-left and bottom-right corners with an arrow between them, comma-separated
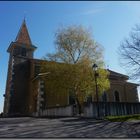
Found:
125,83 -> 139,102
106,82 -> 126,102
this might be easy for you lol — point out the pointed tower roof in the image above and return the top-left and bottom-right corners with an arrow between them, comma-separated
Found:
15,19 -> 32,45
7,19 -> 37,53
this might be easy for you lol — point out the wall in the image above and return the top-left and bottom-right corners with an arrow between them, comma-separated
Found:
33,105 -> 73,117
125,83 -> 139,102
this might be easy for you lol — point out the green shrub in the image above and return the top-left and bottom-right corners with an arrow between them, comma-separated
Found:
105,114 -> 140,121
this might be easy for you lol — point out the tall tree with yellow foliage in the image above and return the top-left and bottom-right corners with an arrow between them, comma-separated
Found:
42,25 -> 110,114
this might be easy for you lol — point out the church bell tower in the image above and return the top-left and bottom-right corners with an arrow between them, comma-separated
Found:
3,20 -> 37,116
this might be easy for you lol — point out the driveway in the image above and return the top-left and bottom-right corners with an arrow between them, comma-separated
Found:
0,117 -> 140,138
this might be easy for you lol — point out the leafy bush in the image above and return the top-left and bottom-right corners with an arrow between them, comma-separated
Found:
106,114 -> 140,121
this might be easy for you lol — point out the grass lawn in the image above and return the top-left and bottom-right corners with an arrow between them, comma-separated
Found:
105,114 -> 140,121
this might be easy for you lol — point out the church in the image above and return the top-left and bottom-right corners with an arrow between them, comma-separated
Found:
3,20 -> 139,117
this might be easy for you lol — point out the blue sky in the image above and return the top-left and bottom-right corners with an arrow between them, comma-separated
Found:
0,1 -> 140,112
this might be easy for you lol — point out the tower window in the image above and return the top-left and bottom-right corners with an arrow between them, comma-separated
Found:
21,48 -> 26,56
13,48 -> 20,56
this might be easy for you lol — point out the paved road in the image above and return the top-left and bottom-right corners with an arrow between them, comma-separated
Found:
0,117 -> 140,138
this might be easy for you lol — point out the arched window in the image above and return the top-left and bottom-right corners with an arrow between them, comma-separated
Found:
114,91 -> 120,102
102,92 -> 107,102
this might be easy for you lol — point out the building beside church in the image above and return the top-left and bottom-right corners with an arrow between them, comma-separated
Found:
3,20 -> 139,116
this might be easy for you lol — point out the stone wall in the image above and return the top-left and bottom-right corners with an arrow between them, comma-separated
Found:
33,105 -> 73,117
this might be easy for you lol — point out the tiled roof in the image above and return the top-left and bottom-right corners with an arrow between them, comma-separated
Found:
15,19 -> 32,45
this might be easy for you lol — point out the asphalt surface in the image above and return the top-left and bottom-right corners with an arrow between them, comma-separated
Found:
0,117 -> 140,138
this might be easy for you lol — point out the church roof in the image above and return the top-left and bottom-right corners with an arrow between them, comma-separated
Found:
108,69 -> 129,80
15,19 -> 32,45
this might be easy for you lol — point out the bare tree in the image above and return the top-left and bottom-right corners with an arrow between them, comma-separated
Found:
119,24 -> 140,81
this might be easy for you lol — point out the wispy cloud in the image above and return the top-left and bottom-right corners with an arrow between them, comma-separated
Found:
82,7 -> 104,16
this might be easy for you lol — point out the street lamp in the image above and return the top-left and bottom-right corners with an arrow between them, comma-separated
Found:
92,63 -> 100,118
32,72 -> 50,117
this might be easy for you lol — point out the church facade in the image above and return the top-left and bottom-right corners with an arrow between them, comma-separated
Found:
3,20 -> 139,116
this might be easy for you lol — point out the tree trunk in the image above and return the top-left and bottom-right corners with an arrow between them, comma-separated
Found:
75,97 -> 81,115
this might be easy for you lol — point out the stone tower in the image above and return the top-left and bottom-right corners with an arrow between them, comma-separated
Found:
3,20 -> 37,116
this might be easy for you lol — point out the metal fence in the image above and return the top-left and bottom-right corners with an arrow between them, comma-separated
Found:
33,102 -> 140,118
84,102 -> 140,118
